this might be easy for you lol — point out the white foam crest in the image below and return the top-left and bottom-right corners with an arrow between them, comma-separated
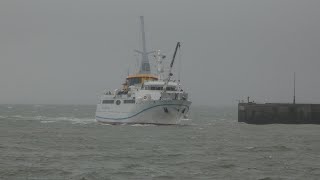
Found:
181,118 -> 191,121
99,123 -> 112,126
10,115 -> 24,119
40,120 -> 55,123
34,116 -> 44,120
33,104 -> 43,107
69,118 -> 96,124
130,124 -> 156,127
48,117 -> 73,121
9,115 -> 50,121
8,114 -> 96,124
246,146 -> 255,149
41,116 -> 96,124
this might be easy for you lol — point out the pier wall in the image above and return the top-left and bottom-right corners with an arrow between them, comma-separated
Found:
238,103 -> 320,124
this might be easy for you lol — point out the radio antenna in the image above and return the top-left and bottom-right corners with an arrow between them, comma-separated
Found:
293,72 -> 296,104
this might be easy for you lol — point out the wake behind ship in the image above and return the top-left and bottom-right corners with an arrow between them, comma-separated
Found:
95,16 -> 191,125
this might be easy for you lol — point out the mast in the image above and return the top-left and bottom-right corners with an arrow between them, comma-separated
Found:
134,16 -> 153,74
141,16 -> 147,57
293,72 -> 296,104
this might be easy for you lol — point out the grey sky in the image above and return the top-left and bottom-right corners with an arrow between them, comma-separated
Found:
1,0 -> 320,105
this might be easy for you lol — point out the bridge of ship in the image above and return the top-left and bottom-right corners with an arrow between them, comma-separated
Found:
126,74 -> 158,86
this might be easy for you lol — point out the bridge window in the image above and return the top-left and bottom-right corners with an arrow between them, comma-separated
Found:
102,100 -> 114,104
166,87 -> 176,91
124,100 -> 135,104
127,78 -> 142,86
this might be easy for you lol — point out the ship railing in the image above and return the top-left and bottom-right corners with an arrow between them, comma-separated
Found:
160,92 -> 188,101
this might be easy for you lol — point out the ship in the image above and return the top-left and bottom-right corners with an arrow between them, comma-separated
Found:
95,16 -> 191,125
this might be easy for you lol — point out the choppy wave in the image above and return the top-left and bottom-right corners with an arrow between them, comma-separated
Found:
4,114 -> 194,126
40,120 -> 56,123
180,118 -> 191,121
68,118 -> 96,124
244,145 -> 292,152
1,105 -> 319,180
6,115 -> 96,124
130,124 -> 156,127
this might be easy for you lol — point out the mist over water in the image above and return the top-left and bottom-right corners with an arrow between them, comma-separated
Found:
1,1 -> 320,105
0,105 -> 319,179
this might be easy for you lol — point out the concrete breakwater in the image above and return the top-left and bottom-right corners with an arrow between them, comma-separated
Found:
238,103 -> 320,124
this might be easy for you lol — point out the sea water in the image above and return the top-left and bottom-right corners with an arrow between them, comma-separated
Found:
0,105 -> 319,179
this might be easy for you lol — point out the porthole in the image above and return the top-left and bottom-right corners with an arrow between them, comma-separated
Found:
116,100 -> 121,105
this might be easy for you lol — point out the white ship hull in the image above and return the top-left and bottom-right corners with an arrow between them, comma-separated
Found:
96,100 -> 191,125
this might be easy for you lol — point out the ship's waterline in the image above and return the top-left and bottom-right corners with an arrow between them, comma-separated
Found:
96,100 -> 191,124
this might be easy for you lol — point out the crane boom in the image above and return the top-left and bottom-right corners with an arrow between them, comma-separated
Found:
162,42 -> 180,94
170,42 -> 180,68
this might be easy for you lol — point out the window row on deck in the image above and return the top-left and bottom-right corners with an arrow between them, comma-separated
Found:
102,99 -> 135,104
143,86 -> 176,91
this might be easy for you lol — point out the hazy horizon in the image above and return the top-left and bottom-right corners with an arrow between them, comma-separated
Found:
1,0 -> 320,106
